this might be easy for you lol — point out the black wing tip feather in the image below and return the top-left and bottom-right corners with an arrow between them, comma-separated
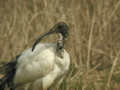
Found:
0,54 -> 21,90
0,62 -> 16,90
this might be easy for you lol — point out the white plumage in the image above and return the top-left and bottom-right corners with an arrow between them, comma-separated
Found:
0,22 -> 70,90
14,43 -> 70,89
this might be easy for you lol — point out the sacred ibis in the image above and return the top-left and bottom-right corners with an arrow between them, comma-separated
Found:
0,22 -> 70,90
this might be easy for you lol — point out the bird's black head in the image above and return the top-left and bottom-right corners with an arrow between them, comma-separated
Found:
51,22 -> 69,39
32,22 -> 69,51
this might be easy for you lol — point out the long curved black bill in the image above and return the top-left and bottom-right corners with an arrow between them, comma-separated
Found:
32,29 -> 56,51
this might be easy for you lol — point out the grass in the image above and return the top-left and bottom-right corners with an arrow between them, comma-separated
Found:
0,0 -> 120,90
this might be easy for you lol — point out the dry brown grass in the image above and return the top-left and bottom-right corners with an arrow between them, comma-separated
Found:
1,0 -> 120,90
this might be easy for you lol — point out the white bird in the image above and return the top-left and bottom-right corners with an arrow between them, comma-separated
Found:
0,22 -> 70,90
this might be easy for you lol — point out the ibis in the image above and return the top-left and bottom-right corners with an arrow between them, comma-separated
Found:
0,22 -> 70,90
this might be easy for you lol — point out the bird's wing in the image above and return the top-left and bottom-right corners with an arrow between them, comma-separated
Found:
14,43 -> 56,85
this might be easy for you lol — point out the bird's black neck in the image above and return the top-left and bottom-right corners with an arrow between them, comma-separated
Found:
56,34 -> 65,58
56,34 -> 65,51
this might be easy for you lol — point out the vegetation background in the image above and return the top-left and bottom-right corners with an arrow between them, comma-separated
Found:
0,0 -> 120,90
